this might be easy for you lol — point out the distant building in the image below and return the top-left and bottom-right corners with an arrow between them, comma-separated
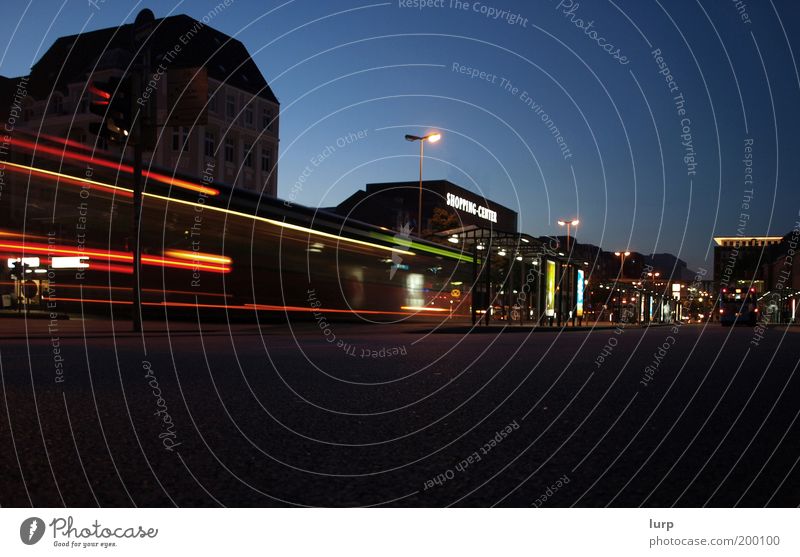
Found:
333,180 -> 519,235
2,11 -> 279,195
713,236 -> 783,291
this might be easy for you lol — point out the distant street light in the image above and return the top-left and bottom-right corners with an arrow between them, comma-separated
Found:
614,251 -> 631,323
405,132 -> 441,235
614,251 -> 631,278
557,219 -> 579,253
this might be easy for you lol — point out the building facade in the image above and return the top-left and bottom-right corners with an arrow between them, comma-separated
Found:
3,12 -> 278,195
334,180 -> 519,235
713,236 -> 784,291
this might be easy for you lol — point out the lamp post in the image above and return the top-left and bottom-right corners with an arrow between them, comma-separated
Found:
614,251 -> 630,324
405,132 -> 441,236
558,219 -> 579,325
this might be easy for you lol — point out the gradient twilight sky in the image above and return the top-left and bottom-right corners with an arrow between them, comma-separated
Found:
2,0 -> 800,270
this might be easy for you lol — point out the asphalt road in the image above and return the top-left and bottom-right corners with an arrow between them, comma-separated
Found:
1,321 -> 798,507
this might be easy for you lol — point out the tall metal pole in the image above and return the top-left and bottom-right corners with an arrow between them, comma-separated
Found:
618,253 -> 625,324
566,223 -> 572,326
418,139 -> 423,237
132,141 -> 142,332
130,9 -> 153,333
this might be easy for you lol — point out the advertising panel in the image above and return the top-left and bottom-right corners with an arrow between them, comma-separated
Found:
546,260 -> 556,317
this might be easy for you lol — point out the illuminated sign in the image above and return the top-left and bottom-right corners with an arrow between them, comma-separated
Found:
51,256 -> 89,269
576,269 -> 584,317
7,257 -> 40,268
446,192 -> 498,223
546,260 -> 556,317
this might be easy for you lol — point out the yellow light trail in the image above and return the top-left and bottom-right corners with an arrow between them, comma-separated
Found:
6,162 -> 416,258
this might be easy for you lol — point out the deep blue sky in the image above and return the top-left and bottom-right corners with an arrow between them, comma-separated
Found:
2,0 -> 800,270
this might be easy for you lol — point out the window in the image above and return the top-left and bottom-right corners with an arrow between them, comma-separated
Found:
172,127 -> 190,152
226,94 -> 236,118
204,131 -> 216,157
208,91 -> 217,113
244,106 -> 253,127
261,147 -> 272,173
262,107 -> 274,131
243,143 -> 253,167
224,137 -> 235,163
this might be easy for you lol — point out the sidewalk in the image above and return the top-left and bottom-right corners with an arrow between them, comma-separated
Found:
0,315 -> 275,339
0,315 -> 446,339
417,322 -> 673,334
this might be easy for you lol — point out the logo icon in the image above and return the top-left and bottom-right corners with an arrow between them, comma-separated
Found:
20,517 -> 45,545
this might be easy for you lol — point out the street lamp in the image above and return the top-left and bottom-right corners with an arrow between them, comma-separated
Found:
558,219 -> 580,325
557,219 -> 580,253
405,132 -> 441,236
613,251 -> 631,324
614,251 -> 631,278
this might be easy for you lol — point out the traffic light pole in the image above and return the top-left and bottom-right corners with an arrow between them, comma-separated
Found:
132,140 -> 143,333
130,10 -> 154,333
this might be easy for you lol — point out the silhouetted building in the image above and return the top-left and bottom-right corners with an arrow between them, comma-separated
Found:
333,180 -> 519,235
2,10 -> 279,195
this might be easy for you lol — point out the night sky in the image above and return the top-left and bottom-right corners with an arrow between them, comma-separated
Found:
2,0 -> 799,270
